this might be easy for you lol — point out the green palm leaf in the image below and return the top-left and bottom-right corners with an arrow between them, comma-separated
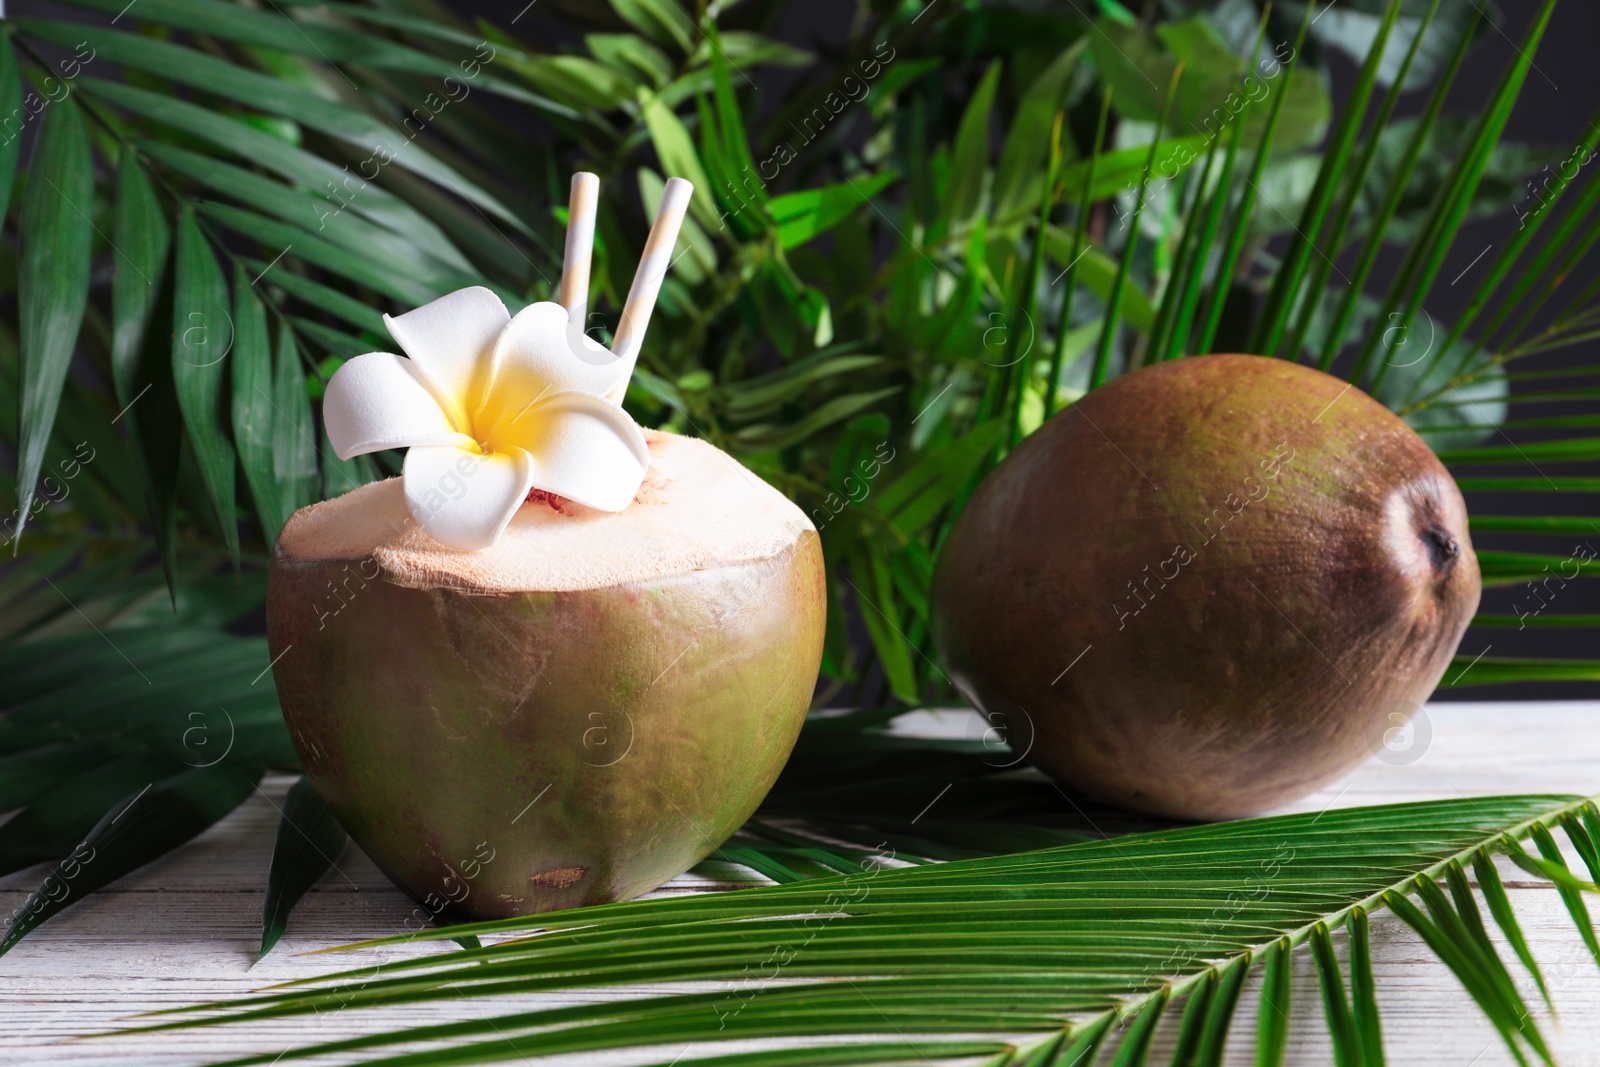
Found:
171,208 -> 240,564
14,96 -> 93,544
0,763 -> 262,959
258,776 -> 348,962
100,795 -> 1600,1067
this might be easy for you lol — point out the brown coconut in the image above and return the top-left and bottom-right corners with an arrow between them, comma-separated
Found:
931,355 -> 1480,820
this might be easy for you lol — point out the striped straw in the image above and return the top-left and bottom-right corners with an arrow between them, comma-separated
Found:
558,171 -> 600,324
608,177 -> 693,401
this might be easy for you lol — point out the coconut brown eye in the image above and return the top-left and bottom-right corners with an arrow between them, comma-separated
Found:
266,175 -> 827,919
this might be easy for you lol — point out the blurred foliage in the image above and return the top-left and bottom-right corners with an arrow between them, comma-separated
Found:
2,0 -> 1592,710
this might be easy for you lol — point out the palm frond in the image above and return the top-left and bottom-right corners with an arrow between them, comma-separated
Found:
0,560 -> 290,955
101,794 -> 1600,1067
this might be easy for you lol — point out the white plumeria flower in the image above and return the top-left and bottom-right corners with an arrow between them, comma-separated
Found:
323,286 -> 649,551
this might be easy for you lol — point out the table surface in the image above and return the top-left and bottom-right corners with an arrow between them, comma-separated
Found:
2,700 -> 1598,1067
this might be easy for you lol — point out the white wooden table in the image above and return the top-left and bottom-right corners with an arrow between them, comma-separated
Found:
3,701 -> 1598,1066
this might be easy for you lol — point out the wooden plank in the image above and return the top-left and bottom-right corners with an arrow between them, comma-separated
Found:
0,701 -> 1596,1065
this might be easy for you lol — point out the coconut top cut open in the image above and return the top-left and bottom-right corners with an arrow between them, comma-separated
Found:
277,430 -> 813,593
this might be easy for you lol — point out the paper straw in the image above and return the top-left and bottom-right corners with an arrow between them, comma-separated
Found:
609,177 -> 693,399
559,172 -> 600,324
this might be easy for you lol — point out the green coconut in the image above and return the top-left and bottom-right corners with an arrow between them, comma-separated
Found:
267,429 -> 825,919
931,355 -> 1480,820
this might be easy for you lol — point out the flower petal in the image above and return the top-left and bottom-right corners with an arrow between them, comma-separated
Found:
402,445 -> 535,551
477,301 -> 628,438
324,352 -> 474,460
510,391 -> 649,512
383,286 -> 509,425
